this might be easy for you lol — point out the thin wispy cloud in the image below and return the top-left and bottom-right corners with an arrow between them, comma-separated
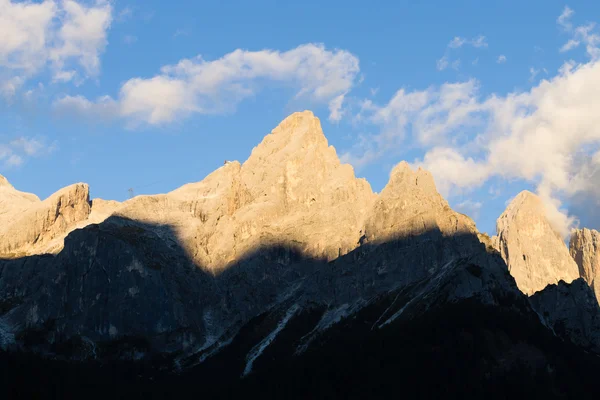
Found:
497,55 -> 507,63
529,67 -> 539,81
437,35 -> 488,71
557,5 -> 600,59
123,35 -> 138,45
0,137 -> 57,168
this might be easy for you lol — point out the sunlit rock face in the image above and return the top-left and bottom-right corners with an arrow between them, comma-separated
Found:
1,109 -> 599,394
0,111 -> 496,359
493,190 -> 580,295
570,228 -> 600,303
0,182 -> 91,258
364,161 -> 478,243
0,111 -> 482,273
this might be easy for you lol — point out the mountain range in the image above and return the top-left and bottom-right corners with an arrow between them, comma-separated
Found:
1,111 -> 599,399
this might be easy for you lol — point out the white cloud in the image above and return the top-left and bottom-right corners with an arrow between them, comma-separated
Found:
436,56 -> 449,71
448,35 -> 488,49
0,136 -> 56,168
471,35 -> 488,48
55,43 -> 361,125
529,67 -> 539,81
49,0 -> 112,79
557,6 -> 600,60
345,33 -> 600,237
497,55 -> 507,63
437,35 -> 488,71
448,37 -> 467,49
0,0 -> 113,93
455,199 -> 483,220
5,154 -> 23,167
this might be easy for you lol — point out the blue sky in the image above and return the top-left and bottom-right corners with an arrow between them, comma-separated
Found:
2,0 -> 600,237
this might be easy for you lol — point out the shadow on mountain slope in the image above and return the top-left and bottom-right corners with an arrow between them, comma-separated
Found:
0,215 -> 599,399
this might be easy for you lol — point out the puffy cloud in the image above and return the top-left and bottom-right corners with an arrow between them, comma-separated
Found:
0,0 -> 56,72
49,0 -> 112,79
345,45 -> 600,237
0,0 -> 113,92
55,44 -> 361,125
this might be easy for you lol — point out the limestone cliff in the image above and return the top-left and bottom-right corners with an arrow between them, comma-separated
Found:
570,228 -> 600,302
0,183 -> 91,258
493,190 -> 580,295
365,161 -> 478,243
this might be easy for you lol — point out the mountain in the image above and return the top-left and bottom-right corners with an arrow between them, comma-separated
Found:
570,228 -> 600,302
493,191 -> 580,295
530,278 -> 600,354
0,111 -> 599,398
0,183 -> 91,258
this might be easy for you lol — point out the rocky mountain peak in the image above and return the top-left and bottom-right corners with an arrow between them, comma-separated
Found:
570,228 -> 600,302
0,174 -> 13,188
364,161 -> 477,244
494,190 -> 580,295
385,161 -> 440,199
239,110 -> 373,214
244,110 -> 329,167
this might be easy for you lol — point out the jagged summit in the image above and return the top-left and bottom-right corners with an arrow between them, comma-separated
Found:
387,161 -> 440,198
365,161 -> 477,244
0,111 -> 479,273
494,190 -> 580,295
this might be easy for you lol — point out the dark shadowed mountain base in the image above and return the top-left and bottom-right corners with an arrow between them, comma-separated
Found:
2,299 -> 600,400
1,217 -> 600,399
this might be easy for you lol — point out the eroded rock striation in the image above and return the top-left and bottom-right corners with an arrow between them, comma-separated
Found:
0,183 -> 92,258
570,228 -> 600,302
493,190 -> 580,295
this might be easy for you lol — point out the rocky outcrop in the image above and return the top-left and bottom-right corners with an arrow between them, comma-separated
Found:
570,228 -> 600,302
493,190 -> 580,295
365,161 -> 478,243
0,183 -> 92,258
